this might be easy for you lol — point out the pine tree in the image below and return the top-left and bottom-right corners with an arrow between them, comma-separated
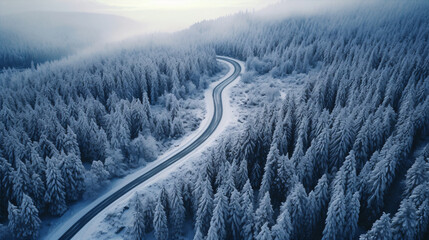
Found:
274,154 -> 297,203
8,201 -> 21,238
329,114 -> 355,170
63,126 -> 80,156
0,157 -> 13,219
254,192 -> 274,236
44,157 -> 67,216
307,174 -> 330,238
85,160 -> 110,195
193,226 -> 204,240
311,126 -> 330,179
158,187 -> 169,220
256,222 -> 272,240
236,159 -> 249,191
344,191 -> 360,240
104,147 -> 127,177
322,189 -> 345,240
259,145 -> 279,200
133,194 -> 146,240
29,144 -> 45,178
359,213 -> 392,240
224,167 -> 236,199
169,185 -> 185,240
271,207 -> 292,240
195,179 -> 213,236
60,152 -> 85,202
241,180 -> 254,240
284,183 -> 308,239
206,188 -> 227,240
404,156 -> 428,198
416,199 -> 429,240
18,194 -> 41,240
29,173 -> 45,213
143,197 -> 155,233
391,199 -> 418,240
153,197 -> 168,240
12,159 -> 30,205
230,188 -> 243,240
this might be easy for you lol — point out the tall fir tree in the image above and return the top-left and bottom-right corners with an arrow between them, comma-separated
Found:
241,180 -> 255,240
18,194 -> 41,240
132,194 -> 146,240
195,178 -> 213,236
256,222 -> 272,240
169,184 -> 186,240
230,188 -> 243,240
283,183 -> 308,240
254,192 -> 274,236
391,199 -> 418,240
153,197 -> 168,240
44,157 -> 67,216
322,189 -> 345,240
206,188 -> 227,240
271,207 -> 292,240
359,213 -> 392,240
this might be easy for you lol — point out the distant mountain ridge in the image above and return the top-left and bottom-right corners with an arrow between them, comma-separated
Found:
0,11 -> 143,69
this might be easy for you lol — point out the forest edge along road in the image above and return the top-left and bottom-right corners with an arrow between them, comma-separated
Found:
57,56 -> 242,240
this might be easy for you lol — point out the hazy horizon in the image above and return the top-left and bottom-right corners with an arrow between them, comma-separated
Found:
0,0 -> 280,33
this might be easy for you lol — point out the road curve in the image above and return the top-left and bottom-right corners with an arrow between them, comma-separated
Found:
58,56 -> 241,240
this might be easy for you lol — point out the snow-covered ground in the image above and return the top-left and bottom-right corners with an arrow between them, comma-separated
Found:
41,57 -> 242,240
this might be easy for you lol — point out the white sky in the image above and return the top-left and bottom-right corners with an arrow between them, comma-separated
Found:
0,0 -> 279,32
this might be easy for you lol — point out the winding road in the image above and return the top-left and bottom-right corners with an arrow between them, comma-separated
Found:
57,56 -> 242,240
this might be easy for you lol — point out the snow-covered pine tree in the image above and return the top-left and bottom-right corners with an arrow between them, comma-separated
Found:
283,183 -> 308,240
143,197 -> 155,233
8,202 -> 20,238
273,154 -> 297,204
132,194 -> 146,240
169,184 -> 185,240
153,197 -> 168,240
344,191 -> 360,240
416,199 -> 429,240
18,194 -> 41,240
403,156 -> 428,198
193,226 -> 204,240
12,159 -> 30,205
206,188 -> 227,240
322,188 -> 345,240
254,192 -> 274,236
29,172 -> 45,212
236,159 -> 249,191
391,199 -> 418,240
0,157 -> 13,219
60,152 -> 85,202
359,212 -> 392,240
229,188 -> 243,240
62,126 -> 80,157
44,157 -> 67,216
271,207 -> 292,240
259,145 -> 279,200
195,178 -> 213,236
307,174 -> 329,239
256,222 -> 272,240
104,147 -> 127,177
241,180 -> 254,240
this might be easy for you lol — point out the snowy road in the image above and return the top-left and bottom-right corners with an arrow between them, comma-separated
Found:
56,56 -> 242,240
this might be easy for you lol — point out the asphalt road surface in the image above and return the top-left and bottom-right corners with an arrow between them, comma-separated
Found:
58,56 -> 241,240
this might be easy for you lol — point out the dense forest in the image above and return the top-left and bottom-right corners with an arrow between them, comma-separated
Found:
0,41 -> 221,238
128,2 -> 429,240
